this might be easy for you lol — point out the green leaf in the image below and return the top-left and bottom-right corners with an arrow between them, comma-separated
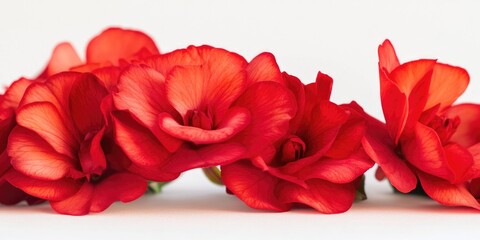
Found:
146,181 -> 170,194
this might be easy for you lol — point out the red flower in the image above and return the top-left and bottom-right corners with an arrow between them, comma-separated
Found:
4,72 -> 147,215
0,27 -> 156,207
112,47 -> 297,180
364,39 -> 480,209
38,27 -> 159,78
443,104 -> 480,202
221,72 -> 374,213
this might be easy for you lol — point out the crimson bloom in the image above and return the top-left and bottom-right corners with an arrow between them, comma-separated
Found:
221,72 -> 374,213
4,72 -> 147,215
443,104 -> 480,202
364,39 -> 480,209
38,27 -> 159,78
112,46 -> 297,180
0,27 -> 158,208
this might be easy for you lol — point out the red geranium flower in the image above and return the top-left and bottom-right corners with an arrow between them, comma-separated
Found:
38,27 -> 159,78
443,104 -> 480,202
112,46 -> 297,180
221,72 -> 374,213
4,72 -> 147,215
363,39 -> 480,209
0,27 -> 157,207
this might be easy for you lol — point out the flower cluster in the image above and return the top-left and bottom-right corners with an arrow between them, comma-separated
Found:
0,28 -> 479,215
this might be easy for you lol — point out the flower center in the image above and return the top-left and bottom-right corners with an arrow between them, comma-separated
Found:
428,115 -> 460,144
78,131 -> 106,181
185,109 -> 213,130
280,135 -> 306,163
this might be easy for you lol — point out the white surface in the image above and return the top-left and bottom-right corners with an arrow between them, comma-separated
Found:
1,0 -> 480,239
1,170 -> 479,240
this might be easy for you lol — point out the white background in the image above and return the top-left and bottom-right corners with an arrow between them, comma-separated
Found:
1,0 -> 480,239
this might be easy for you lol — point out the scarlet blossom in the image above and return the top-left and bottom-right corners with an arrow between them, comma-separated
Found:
4,72 -> 147,215
0,27 -> 157,207
443,104 -> 480,202
38,27 -> 159,79
112,46 -> 297,180
363,39 -> 480,209
221,72 -> 374,213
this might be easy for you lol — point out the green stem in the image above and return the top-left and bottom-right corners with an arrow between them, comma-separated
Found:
147,181 -> 170,194
202,166 -> 224,185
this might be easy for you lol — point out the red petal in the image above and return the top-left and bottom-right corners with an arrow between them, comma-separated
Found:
417,171 -> 480,210
40,42 -> 82,77
8,127 -> 74,181
221,161 -> 290,211
158,107 -> 250,144
425,63 -> 469,111
114,65 -> 171,128
445,104 -> 480,148
301,101 -> 348,155
162,143 -> 246,173
277,179 -> 356,213
5,169 -> 81,201
19,72 -> 78,114
465,143 -> 480,180
1,78 -> 32,109
0,151 -> 11,176
231,82 -> 297,156
0,110 -> 16,151
165,63 -> 246,120
381,59 -> 436,140
16,102 -> 78,158
92,66 -> 122,91
114,66 -> 182,152
246,52 -> 284,86
112,111 -> 171,167
147,47 -> 248,121
283,73 -> 305,131
379,68 -> 407,143
388,59 -> 436,95
326,104 -> 366,158
143,46 -> 204,76
69,63 -> 103,73
50,182 -> 93,215
78,128 -> 107,176
113,66 -> 182,152
90,173 -> 147,213
444,143 -> 474,183
315,71 -> 333,101
101,134 -> 179,182
250,155 -> 307,188
69,74 -> 108,135
86,28 -> 159,65
361,114 -> 417,193
127,163 -> 180,182
401,123 -> 453,181
403,69 -> 432,135
378,39 -> 400,73
299,148 -> 374,184
0,181 -> 32,205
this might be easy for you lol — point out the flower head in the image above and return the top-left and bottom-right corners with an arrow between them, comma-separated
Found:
5,72 -> 147,215
221,72 -> 373,213
364,39 -> 480,209
112,46 -> 297,179
38,27 -> 159,78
